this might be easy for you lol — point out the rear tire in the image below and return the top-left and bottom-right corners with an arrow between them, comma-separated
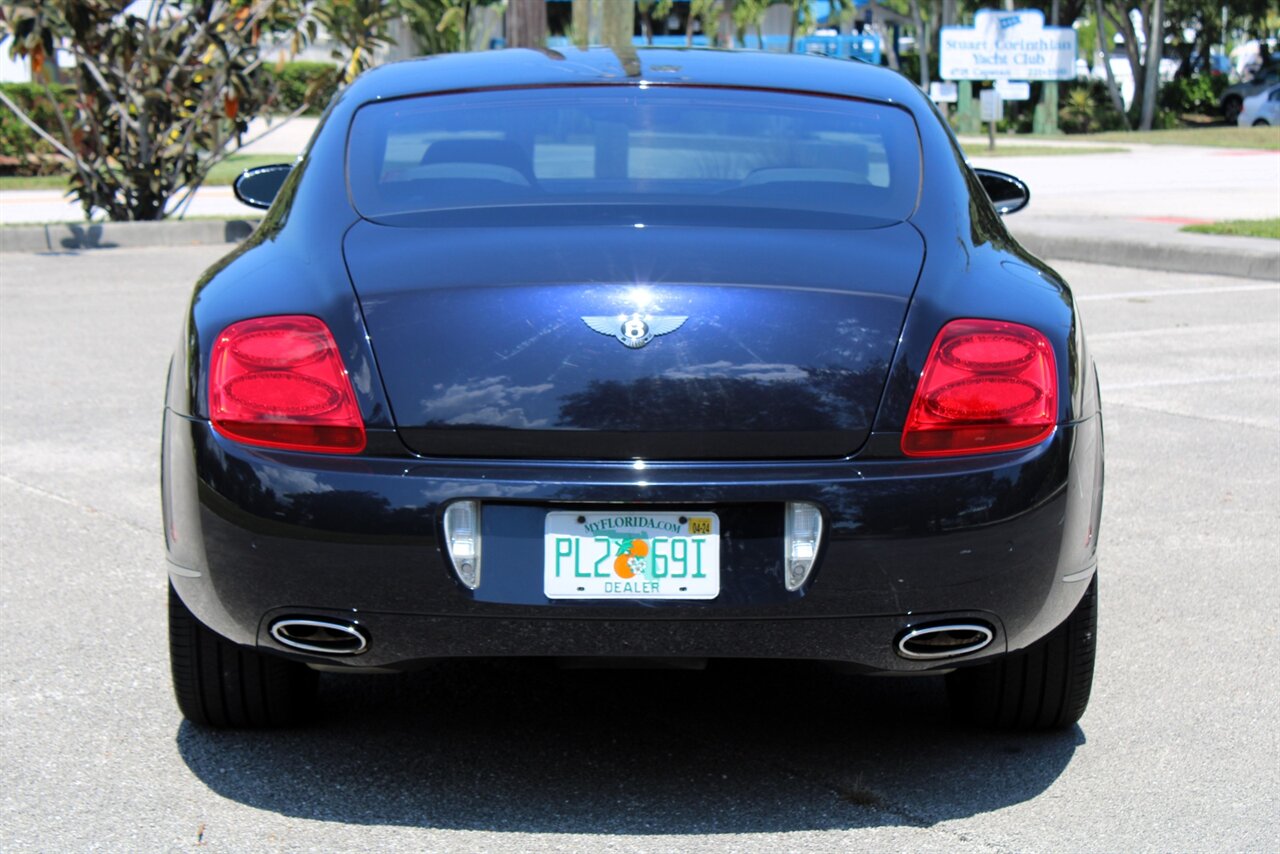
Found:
1224,96 -> 1243,124
947,576 -> 1097,730
169,584 -> 318,728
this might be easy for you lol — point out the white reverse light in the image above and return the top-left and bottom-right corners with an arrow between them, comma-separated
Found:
444,500 -> 482,590
784,501 -> 823,591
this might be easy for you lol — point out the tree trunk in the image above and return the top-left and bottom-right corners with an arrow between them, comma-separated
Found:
601,0 -> 633,48
882,21 -> 899,70
507,0 -> 547,48
929,0 -> 941,71
1104,1 -> 1145,117
789,2 -> 797,52
572,0 -> 592,48
719,0 -> 736,48
1138,0 -> 1163,129
1041,0 -> 1060,133
910,0 -> 930,89
1094,0 -> 1131,129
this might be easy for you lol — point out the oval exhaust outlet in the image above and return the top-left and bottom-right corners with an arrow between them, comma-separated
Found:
270,618 -> 369,655
896,623 -> 994,660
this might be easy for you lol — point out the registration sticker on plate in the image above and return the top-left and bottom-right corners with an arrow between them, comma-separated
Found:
544,511 -> 720,600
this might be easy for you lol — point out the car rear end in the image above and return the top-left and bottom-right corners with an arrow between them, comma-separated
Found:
163,50 -> 1103,729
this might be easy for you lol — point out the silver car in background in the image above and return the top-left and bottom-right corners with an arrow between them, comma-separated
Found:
1237,83 -> 1280,126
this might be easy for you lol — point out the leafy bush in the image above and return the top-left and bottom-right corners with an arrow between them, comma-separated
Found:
1,1 -> 390,220
897,54 -> 920,84
0,82 -> 74,174
2,2 -> 288,220
1158,75 -> 1228,116
1058,80 -> 1129,134
1149,107 -> 1183,129
266,61 -> 341,116
996,86 -> 1037,135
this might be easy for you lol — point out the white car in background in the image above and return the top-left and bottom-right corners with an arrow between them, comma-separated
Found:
1222,61 -> 1280,123
1238,83 -> 1280,126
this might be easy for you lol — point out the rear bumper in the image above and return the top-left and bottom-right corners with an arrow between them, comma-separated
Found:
164,413 -> 1103,672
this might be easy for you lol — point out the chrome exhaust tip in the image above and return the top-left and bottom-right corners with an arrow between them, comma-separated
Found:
896,623 -> 994,660
270,618 -> 369,655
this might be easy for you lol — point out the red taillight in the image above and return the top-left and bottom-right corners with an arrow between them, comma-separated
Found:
901,319 -> 1057,457
209,316 -> 366,454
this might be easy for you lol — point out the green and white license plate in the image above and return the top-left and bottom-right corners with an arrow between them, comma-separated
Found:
544,511 -> 720,600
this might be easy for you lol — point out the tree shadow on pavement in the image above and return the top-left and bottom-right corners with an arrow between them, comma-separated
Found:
176,658 -> 1083,833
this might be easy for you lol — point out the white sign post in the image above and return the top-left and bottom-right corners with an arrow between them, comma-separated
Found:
979,89 -> 1004,121
939,9 -> 1077,81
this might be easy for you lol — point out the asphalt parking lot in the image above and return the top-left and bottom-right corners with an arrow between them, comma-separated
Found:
1,245 -> 1277,851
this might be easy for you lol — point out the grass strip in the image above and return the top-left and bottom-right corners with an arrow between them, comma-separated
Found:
1181,218 -> 1280,239
964,145 -> 1128,157
1082,126 -> 1280,149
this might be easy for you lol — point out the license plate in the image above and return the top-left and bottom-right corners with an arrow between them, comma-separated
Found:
544,511 -> 720,600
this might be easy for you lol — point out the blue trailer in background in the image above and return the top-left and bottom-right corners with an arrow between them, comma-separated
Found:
782,34 -> 882,64
537,0 -> 880,63
541,32 -> 881,64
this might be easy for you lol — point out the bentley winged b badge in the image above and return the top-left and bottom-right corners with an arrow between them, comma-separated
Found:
582,313 -> 688,349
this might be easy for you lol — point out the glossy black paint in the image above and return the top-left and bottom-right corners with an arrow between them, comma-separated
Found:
163,48 -> 1103,673
344,219 -> 922,458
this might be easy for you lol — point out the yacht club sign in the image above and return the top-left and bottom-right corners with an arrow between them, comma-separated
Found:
939,9 -> 1076,81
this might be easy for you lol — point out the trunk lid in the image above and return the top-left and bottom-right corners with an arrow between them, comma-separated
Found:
343,220 -> 923,459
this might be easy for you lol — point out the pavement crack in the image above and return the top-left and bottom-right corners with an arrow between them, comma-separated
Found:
0,473 -> 158,536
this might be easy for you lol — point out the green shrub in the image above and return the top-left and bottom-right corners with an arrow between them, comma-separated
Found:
896,55 -> 920,85
996,86 -> 1037,134
266,61 -> 341,115
5,0 -> 285,220
0,83 -> 75,174
1058,80 -> 1128,134
1150,108 -> 1183,129
1158,74 -> 1228,116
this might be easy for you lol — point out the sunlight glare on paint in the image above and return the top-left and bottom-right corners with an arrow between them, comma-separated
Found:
628,286 -> 653,309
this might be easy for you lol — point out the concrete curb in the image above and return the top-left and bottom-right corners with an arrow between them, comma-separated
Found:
0,219 -> 261,254
1009,219 -> 1279,282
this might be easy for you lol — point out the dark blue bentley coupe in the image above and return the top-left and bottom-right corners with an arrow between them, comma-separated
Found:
163,47 -> 1104,730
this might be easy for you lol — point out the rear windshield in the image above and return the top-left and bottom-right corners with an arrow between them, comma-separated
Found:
347,85 -> 921,226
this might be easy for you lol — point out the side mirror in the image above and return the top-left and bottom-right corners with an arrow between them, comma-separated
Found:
233,163 -> 293,210
974,168 -> 1030,216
